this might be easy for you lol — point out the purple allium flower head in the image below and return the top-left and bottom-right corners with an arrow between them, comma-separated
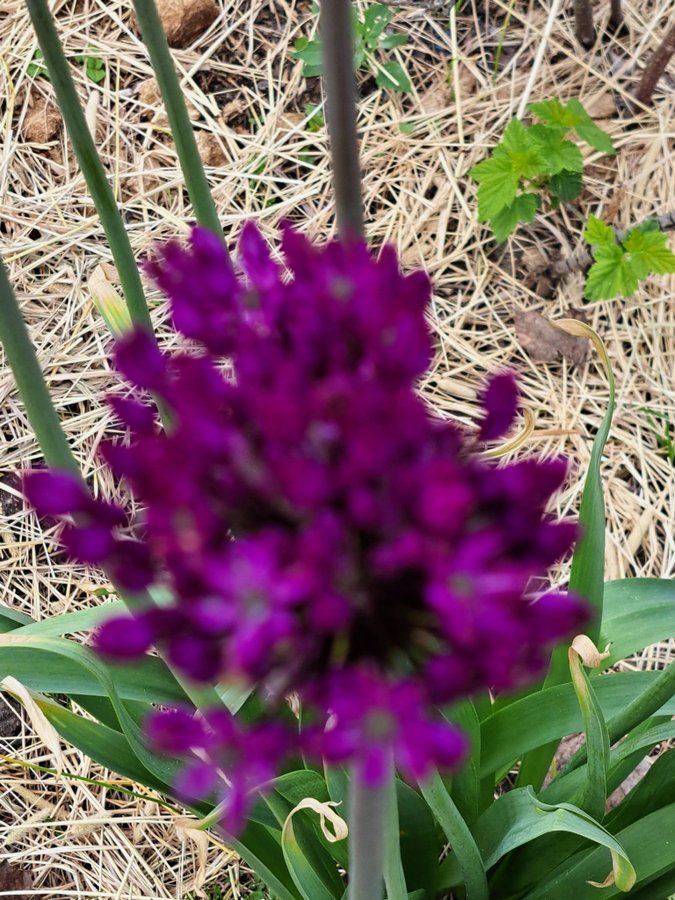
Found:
24,224 -> 589,832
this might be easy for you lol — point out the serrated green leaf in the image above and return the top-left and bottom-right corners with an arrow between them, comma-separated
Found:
583,214 -> 616,246
584,243 -> 638,300
566,99 -> 615,155
470,154 -> 519,221
549,169 -> 583,201
471,120 -> 547,223
622,226 -> 675,278
490,192 -> 540,242
374,59 -> 412,93
529,98 -> 578,129
529,125 -> 584,174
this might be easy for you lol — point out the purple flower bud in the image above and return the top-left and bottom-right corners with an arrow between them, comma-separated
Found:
23,470 -> 88,518
478,371 -> 519,441
95,614 -> 154,660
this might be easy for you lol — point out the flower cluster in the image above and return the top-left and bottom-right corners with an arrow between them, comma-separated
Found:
25,223 -> 587,831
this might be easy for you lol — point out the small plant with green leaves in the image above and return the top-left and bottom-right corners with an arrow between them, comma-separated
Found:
293,2 -> 412,93
28,46 -> 106,83
583,216 -> 675,300
641,407 -> 675,467
469,98 -> 615,242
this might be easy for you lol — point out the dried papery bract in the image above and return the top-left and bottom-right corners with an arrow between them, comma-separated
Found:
635,20 -> 675,106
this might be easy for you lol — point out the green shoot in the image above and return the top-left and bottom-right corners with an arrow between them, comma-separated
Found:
28,46 -> 106,84
641,407 -> 675,466
469,98 -> 614,243
293,3 -> 411,94
584,217 -> 675,300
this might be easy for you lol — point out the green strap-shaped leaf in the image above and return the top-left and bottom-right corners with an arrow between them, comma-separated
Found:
383,772 -> 408,900
12,601 -> 126,637
0,639 -> 189,705
524,802 -> 675,898
444,700 -> 481,825
518,321 -> 615,791
541,718 -> 675,806
600,578 -> 675,666
605,745 -> 675,833
475,788 -> 635,892
420,771 -> 488,900
35,692 -> 172,793
0,604 -> 34,631
0,634 -> 178,784
481,670 -> 675,777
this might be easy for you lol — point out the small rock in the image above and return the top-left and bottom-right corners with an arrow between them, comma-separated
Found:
148,0 -> 219,48
196,131 -> 226,166
21,96 -> 61,143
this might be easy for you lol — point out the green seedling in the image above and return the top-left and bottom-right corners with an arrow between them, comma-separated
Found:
584,217 -> 675,300
293,3 -> 412,93
469,98 -> 614,242
28,46 -> 106,83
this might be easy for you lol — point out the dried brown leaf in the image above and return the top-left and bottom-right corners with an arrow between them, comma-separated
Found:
513,309 -> 589,366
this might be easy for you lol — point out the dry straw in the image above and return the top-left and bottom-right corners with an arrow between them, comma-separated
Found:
1,0 -> 673,895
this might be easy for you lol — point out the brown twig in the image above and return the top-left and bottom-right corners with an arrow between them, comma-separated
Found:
635,20 -> 675,106
553,210 -> 675,277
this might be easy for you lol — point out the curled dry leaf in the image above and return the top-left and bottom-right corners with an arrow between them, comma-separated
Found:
0,677 -> 66,772
0,862 -> 33,900
175,817 -> 209,895
513,309 -> 590,366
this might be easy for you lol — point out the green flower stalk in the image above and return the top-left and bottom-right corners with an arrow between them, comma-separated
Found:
131,0 -> 224,239
26,0 -> 152,333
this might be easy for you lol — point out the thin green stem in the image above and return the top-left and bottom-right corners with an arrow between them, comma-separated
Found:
420,771 -> 488,900
348,770 -> 388,900
131,0 -> 223,239
320,0 -> 364,239
26,0 -> 152,332
0,258 -> 79,473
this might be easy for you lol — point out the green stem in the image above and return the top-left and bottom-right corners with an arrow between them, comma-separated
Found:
348,769 -> 388,900
26,0 -> 152,332
0,258 -> 79,473
319,0 -> 364,239
383,770 -> 408,900
131,0 -> 223,239
420,771 -> 488,900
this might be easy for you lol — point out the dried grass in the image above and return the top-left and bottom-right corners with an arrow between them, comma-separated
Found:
0,0 -> 674,895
